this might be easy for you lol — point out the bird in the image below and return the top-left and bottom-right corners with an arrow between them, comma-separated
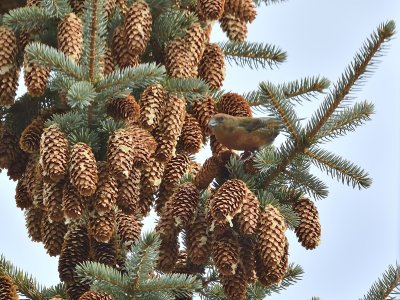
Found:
208,113 -> 282,151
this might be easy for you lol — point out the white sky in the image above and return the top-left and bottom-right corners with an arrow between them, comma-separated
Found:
1,0 -> 399,299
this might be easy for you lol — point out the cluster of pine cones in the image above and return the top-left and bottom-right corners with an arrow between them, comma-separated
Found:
0,0 -> 322,299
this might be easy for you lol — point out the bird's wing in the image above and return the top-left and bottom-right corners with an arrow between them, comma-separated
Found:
241,117 -> 281,132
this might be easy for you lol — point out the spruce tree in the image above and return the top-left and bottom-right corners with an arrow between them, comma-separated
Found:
0,0 -> 398,299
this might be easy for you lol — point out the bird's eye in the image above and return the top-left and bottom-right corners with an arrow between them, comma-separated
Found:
217,116 -> 224,122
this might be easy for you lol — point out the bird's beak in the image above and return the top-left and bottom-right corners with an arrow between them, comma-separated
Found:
208,118 -> 219,128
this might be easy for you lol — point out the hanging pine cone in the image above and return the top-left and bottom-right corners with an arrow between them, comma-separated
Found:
79,291 -> 113,300
210,179 -> 247,223
7,151 -> 29,181
112,26 -> 139,68
66,281 -> 90,300
179,114 -> 203,154
198,0 -> 225,20
165,38 -> 196,78
124,0 -> 152,55
117,167 -> 141,215
168,183 -> 199,229
0,26 -> 17,76
220,267 -> 248,300
239,237 -> 256,282
263,236 -> 289,285
211,230 -> 240,276
185,23 -> 207,67
218,92 -> 252,117
58,13 -> 83,61
156,234 -> 180,272
95,162 -> 118,215
198,43 -> 226,89
106,95 -> 140,122
0,275 -> 18,300
90,238 -> 117,266
58,224 -> 90,283
107,128 -> 135,180
62,181 -> 85,221
0,127 -> 20,168
39,124 -> 69,182
0,68 -> 20,106
293,198 -> 321,250
116,211 -> 141,246
43,180 -> 65,222
41,216 -> 68,256
25,207 -> 43,242
69,142 -> 98,196
88,210 -> 116,243
191,96 -> 217,136
24,57 -> 50,97
140,157 -> 165,194
162,153 -> 190,191
102,46 -> 115,75
68,0 -> 85,15
219,14 -> 247,42
236,189 -> 260,235
139,84 -> 166,130
137,189 -> 153,218
15,179 -> 33,209
210,134 -> 229,157
193,155 -> 222,189
257,204 -> 286,268
224,0 -> 257,23
19,117 -> 44,153
127,126 -> 157,169
185,210 -> 210,265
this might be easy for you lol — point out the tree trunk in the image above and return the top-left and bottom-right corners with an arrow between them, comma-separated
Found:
0,0 -> 26,15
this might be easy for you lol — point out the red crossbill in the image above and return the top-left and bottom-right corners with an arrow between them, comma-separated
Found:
208,113 -> 282,151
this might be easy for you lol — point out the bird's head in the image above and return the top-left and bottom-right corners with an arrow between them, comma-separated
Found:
208,113 -> 229,129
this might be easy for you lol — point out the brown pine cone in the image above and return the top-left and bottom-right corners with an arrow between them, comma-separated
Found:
239,237 -> 256,283
124,0 -> 152,55
39,124 -> 69,182
154,183 -> 174,214
41,216 -> 68,256
191,96 -> 217,136
66,281 -> 90,300
137,189 -> 153,218
106,95 -> 140,122
116,211 -> 141,246
263,236 -> 289,286
185,23 -> 207,67
89,209 -> 116,243
0,26 -> 17,76
219,14 -> 247,42
24,207 -> 43,242
156,234 -> 179,273
95,162 -> 118,215
140,157 -> 165,194
220,266 -> 248,300
236,189 -> 260,235
193,155 -> 222,189
68,0 -> 85,15
69,142 -> 98,196
185,210 -> 210,265
210,179 -> 247,223
179,114 -> 203,154
211,230 -> 240,276
158,95 -> 186,141
58,224 -> 90,283
155,201 -> 179,239
112,26 -> 139,68
117,167 -> 141,215
224,0 -> 257,23
43,180 -> 65,222
15,179 -> 33,209
0,127 -> 20,168
139,84 -> 166,130
90,238 -> 117,266
127,126 -> 157,169
218,92 -> 252,117
209,134 -> 229,157
165,38 -> 197,78
0,68 -> 20,106
6,151 -> 29,181
23,57 -> 50,97
198,43 -> 225,89
107,128 -> 135,180
58,13 -> 83,61
62,181 -> 85,221
19,117 -> 44,153
79,291 -> 113,300
162,153 -> 190,191
0,275 -> 18,300
293,198 -> 321,250
257,205 -> 286,268
168,183 -> 199,229
198,0 -> 225,20
102,46 -> 115,75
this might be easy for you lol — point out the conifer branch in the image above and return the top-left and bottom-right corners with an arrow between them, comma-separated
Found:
253,0 -> 288,6
67,81 -> 97,109
258,193 -> 300,228
305,147 -> 372,189
219,41 -> 287,70
138,274 -> 202,296
41,0 -> 72,18
163,77 -> 210,101
360,263 -> 400,300
2,6 -> 53,32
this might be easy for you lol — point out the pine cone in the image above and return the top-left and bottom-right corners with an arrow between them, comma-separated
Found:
7,151 -> 29,181
89,210 -> 116,243
43,180 -> 65,222
165,38 -> 196,78
185,23 -> 207,67
0,68 -> 19,106
0,127 -> 20,168
107,128 -> 135,180
293,198 -> 321,250
106,95 -> 140,122
79,291 -> 113,300
236,189 -> 259,235
41,216 -> 68,256
220,267 -> 248,300
198,0 -> 225,20
224,0 -> 257,23
210,134 -> 229,157
194,155 -> 222,189
155,201 -> 179,239
58,13 -> 83,61
159,95 -> 186,141
95,162 -> 118,215
137,189 -> 153,218
186,210 -> 210,265
219,14 -> 247,42
162,153 -> 190,191
154,183 -> 174,214
168,183 -> 199,229
102,46 -> 115,75
139,84 -> 166,130
68,0 -> 85,15
58,224 -> 90,283
0,26 -> 17,76
62,181 -> 85,221
25,207 -> 43,242
257,205 -> 286,268
210,179 -> 246,223
69,142 -> 98,196
66,281 -> 90,300
140,157 -> 165,193
39,124 -> 69,182
198,43 -> 225,89
24,57 -> 50,97
124,0 -> 152,55
191,96 -> 217,136
116,211 -> 141,246
19,117 -> 44,153
239,237 -> 256,282
127,126 -> 157,169
0,275 -> 18,300
157,234 -> 179,272
15,179 -> 33,209
218,92 -> 252,117
179,114 -> 203,154
211,230 -> 240,276
117,167 -> 140,214
112,26 -> 139,68
263,236 -> 289,285
90,238 -> 117,266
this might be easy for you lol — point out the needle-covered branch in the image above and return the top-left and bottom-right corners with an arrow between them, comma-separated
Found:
2,6 -> 53,31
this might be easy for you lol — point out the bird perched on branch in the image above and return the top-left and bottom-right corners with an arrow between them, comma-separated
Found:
208,113 -> 282,151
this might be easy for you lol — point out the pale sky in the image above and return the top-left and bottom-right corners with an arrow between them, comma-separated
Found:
1,1 -> 399,299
